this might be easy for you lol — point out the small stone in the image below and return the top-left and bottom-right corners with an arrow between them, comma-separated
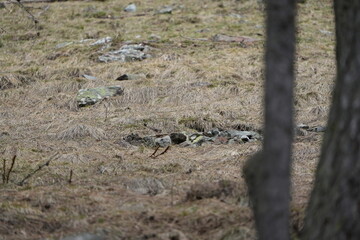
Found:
319,29 -> 333,36
309,126 -> 326,132
157,6 -> 173,14
90,36 -> 112,46
124,133 -> 144,146
116,73 -> 146,81
240,135 -> 250,142
124,3 -> 136,12
81,74 -> 97,81
55,42 -> 73,49
169,133 -> 187,144
155,135 -> 172,147
143,136 -> 156,147
297,123 -> 309,129
204,128 -> 220,137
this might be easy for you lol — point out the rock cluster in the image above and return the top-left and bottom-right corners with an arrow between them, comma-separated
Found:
123,128 -> 262,148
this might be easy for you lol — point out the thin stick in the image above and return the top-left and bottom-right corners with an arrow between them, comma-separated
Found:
18,153 -> 58,186
151,146 -> 170,159
150,146 -> 160,158
2,159 -> 6,184
68,169 -> 73,184
6,0 -> 39,25
104,101 -> 109,122
5,155 -> 16,183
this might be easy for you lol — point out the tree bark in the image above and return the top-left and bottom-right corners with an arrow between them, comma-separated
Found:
302,1 -> 360,239
243,1 -> 296,240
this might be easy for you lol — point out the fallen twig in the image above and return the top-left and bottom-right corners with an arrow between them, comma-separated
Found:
2,159 -> 5,183
18,153 -> 59,186
150,146 -> 170,159
68,169 -> 73,184
6,0 -> 39,25
0,27 -> 7,34
5,155 -> 16,183
150,146 -> 160,158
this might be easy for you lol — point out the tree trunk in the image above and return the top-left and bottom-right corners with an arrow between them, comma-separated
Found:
243,0 -> 296,240
302,1 -> 360,239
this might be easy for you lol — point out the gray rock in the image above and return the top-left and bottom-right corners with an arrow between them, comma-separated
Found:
230,130 -> 262,140
240,135 -> 250,142
229,13 -> 243,18
98,44 -> 151,63
116,73 -> 146,81
169,133 -> 187,144
189,134 -> 213,146
77,86 -> 123,107
0,3 -> 6,9
157,6 -> 173,14
60,233 -> 104,240
55,42 -> 73,49
297,123 -> 309,129
90,36 -> 112,46
124,133 -> 143,146
309,126 -> 326,132
319,30 -> 333,36
81,74 -> 97,81
124,3 -> 136,12
143,136 -> 157,147
155,135 -> 171,147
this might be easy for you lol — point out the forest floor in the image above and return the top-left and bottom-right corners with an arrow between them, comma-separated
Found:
0,0 -> 334,239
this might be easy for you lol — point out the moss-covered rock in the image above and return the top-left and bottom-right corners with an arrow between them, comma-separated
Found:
76,86 -> 123,107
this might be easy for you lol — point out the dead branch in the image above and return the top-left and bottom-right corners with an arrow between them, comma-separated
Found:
2,159 -> 5,184
150,146 -> 170,159
68,169 -> 73,184
6,0 -> 39,25
150,146 -> 160,158
5,155 -> 16,183
18,153 -> 59,186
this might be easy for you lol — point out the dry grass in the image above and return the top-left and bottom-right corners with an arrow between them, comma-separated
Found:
56,123 -> 107,140
0,0 -> 335,239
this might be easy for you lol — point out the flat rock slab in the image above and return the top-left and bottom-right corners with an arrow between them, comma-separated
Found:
123,129 -> 262,148
77,86 -> 123,107
98,44 -> 151,63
